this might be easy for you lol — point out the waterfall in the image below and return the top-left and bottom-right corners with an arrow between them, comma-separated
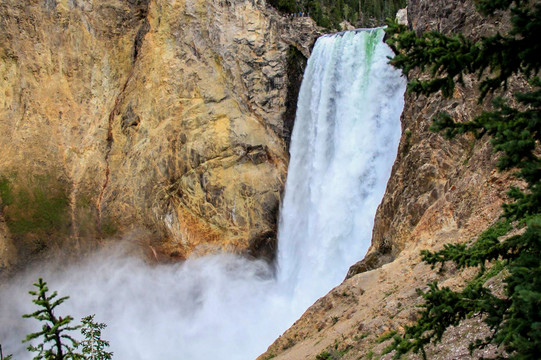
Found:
277,28 -> 405,304
0,29 -> 405,360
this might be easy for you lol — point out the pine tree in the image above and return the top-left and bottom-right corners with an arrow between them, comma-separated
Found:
22,278 -> 82,360
385,0 -> 541,358
79,315 -> 112,360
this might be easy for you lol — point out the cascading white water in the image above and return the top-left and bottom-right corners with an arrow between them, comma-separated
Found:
277,28 -> 405,305
0,29 -> 405,360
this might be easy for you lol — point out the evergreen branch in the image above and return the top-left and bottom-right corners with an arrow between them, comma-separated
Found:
22,278 -> 83,360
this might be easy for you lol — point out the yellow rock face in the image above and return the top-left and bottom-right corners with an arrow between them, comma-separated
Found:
0,0 -> 319,266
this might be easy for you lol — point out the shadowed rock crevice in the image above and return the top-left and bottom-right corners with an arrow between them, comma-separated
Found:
346,245 -> 393,279
121,104 -> 141,131
96,1 -> 151,239
247,230 -> 277,262
283,45 -> 308,147
133,18 -> 150,63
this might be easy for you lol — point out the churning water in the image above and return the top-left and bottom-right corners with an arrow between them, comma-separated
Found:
0,28 -> 405,360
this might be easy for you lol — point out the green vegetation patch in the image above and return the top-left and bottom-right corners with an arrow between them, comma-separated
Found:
0,173 -> 71,254
100,218 -> 118,237
315,343 -> 353,360
0,173 -> 69,235
376,330 -> 397,344
0,176 -> 15,205
316,350 -> 333,360
268,0 -> 406,29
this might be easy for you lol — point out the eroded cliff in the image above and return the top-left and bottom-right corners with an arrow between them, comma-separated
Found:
0,0 -> 319,270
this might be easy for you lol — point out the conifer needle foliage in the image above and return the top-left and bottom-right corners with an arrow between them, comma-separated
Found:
18,279 -> 114,360
385,0 -> 540,358
22,278 -> 82,360
80,315 -> 113,360
3,279 -> 114,360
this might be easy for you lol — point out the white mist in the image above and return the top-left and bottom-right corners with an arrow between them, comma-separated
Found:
0,29 -> 405,360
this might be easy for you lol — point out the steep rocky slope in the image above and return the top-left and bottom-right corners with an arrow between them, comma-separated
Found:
0,0 -> 319,270
259,2 -> 515,359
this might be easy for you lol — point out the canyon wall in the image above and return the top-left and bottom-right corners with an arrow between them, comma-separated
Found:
347,0 -> 510,275
0,0 -> 319,270
259,2 -> 515,359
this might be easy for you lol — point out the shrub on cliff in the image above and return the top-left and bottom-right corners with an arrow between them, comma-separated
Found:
385,0 -> 540,358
